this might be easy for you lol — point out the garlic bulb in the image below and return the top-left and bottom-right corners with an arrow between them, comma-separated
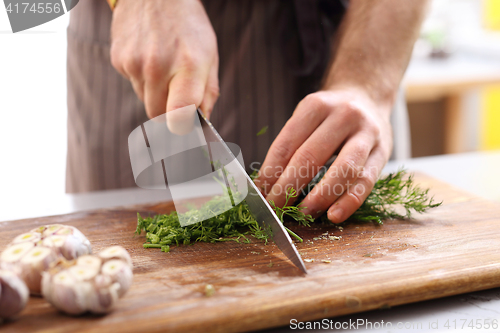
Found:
0,224 -> 92,295
0,270 -> 29,319
41,246 -> 133,315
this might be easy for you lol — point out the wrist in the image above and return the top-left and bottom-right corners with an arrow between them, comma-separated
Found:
322,79 -> 396,117
323,66 -> 399,111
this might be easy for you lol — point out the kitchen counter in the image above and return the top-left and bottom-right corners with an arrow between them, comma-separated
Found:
2,151 -> 500,332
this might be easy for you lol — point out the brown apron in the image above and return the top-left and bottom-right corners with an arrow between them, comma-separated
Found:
66,0 -> 345,193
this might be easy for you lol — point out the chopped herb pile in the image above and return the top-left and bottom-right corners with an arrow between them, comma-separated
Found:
136,170 -> 441,249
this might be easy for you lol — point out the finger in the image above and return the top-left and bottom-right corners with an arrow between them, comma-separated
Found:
253,100 -> 325,196
326,146 -> 387,223
130,77 -> 145,103
199,57 -> 220,119
166,67 -> 209,113
300,132 -> 376,217
265,117 -> 353,207
144,79 -> 168,119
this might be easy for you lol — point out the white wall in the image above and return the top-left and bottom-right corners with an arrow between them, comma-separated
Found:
0,10 -> 69,214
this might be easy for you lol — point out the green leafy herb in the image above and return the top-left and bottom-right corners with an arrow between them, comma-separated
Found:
346,169 -> 442,225
135,187 -> 308,247
256,126 -> 268,136
136,169 -> 441,250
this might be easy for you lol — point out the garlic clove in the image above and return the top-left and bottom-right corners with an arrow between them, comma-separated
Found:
54,227 -> 92,255
76,255 -> 102,270
41,225 -> 65,237
86,276 -> 119,314
68,265 -> 99,282
0,270 -> 29,318
10,232 -> 42,245
98,246 -> 132,268
19,246 -> 59,294
30,226 -> 46,234
0,242 -> 35,274
101,260 -> 133,297
47,270 -> 87,315
41,271 -> 53,303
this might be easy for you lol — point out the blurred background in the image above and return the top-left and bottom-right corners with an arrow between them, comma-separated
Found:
1,0 -> 500,219
405,0 -> 500,157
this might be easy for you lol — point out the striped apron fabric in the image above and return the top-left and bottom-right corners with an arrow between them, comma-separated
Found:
67,0 -> 413,193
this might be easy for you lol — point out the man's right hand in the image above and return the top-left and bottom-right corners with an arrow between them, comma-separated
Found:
110,0 -> 219,119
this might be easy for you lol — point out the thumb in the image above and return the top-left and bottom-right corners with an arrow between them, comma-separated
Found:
165,69 -> 207,135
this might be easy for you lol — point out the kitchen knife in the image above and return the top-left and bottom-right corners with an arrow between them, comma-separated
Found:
197,109 -> 308,274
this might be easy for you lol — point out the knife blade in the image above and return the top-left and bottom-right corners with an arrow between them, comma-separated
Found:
197,109 -> 307,274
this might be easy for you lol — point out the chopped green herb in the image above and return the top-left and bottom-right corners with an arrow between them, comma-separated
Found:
205,284 -> 215,297
256,126 -> 268,136
136,170 -> 441,251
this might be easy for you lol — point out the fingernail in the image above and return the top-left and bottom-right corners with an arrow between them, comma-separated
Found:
328,208 -> 344,223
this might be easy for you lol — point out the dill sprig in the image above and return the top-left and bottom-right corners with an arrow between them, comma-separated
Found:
135,187 -> 311,247
347,169 -> 442,224
136,169 -> 441,250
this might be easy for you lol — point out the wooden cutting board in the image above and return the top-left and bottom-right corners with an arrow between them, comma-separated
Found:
1,174 -> 500,332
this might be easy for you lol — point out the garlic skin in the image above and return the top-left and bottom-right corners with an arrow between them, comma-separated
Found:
101,260 -> 133,297
98,246 -> 132,268
0,270 -> 29,319
19,246 -> 59,294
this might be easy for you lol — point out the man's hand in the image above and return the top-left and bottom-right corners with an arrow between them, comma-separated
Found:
110,0 -> 219,118
255,87 -> 392,223
255,0 -> 428,223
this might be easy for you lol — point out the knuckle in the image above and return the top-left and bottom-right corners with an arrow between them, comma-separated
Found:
109,45 -> 122,70
126,57 -> 143,77
301,93 -> 327,113
311,186 -> 335,207
143,53 -> 162,81
178,52 -> 199,72
347,189 -> 364,208
335,159 -> 362,182
341,102 -> 363,122
362,118 -> 381,139
271,143 -> 294,163
206,84 -> 220,98
293,149 -> 319,168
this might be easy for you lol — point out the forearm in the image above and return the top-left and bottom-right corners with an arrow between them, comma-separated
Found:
323,0 -> 428,108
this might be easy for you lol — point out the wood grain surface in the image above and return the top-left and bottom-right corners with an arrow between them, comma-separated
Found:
1,174 -> 500,332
